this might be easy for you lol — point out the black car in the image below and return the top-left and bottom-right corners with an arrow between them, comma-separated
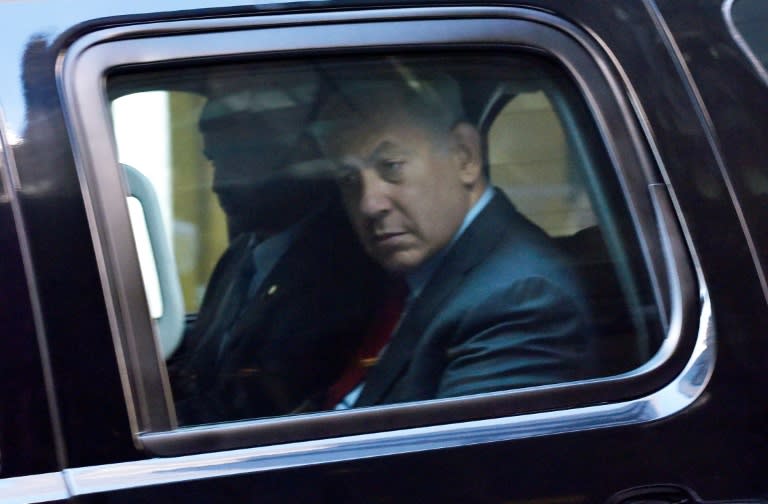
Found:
1,1 -> 768,502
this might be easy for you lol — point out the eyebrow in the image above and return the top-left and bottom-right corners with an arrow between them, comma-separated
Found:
368,140 -> 413,162
337,139 -> 412,171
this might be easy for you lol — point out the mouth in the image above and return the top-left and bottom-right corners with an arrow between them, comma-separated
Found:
370,231 -> 407,247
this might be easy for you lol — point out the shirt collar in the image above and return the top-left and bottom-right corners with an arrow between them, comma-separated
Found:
405,185 -> 494,298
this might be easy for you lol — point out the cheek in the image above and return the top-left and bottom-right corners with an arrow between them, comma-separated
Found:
418,184 -> 465,243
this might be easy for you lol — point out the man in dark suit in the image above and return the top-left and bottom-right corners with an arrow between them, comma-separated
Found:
313,63 -> 597,408
168,78 -> 381,424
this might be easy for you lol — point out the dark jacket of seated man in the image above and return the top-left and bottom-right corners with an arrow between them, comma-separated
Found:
314,64 -> 597,409
168,196 -> 383,424
354,188 -> 596,407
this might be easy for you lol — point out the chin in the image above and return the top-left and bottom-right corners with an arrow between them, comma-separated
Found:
378,252 -> 423,274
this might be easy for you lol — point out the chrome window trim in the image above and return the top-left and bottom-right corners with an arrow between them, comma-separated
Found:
723,0 -> 768,87
59,6 -> 708,454
0,472 -> 71,503
0,107 -> 11,202
1,100 -> 70,471
61,294 -> 712,494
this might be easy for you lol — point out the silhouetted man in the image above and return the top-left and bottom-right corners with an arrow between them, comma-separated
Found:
169,75 -> 382,423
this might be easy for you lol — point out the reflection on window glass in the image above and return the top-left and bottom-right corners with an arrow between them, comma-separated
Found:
113,91 -> 227,313
127,196 -> 164,319
727,0 -> 768,279
108,54 -> 662,427
729,0 -> 768,80
489,91 -> 595,236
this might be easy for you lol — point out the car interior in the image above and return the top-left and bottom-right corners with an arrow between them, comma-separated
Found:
111,52 -> 665,426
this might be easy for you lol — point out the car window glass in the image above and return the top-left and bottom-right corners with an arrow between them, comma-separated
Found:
489,91 -> 595,236
107,54 -> 662,428
113,91 -> 228,315
726,0 -> 768,283
729,0 -> 768,76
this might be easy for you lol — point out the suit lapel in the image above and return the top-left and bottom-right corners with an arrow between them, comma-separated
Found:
230,261 -> 291,337
225,207 -> 329,344
355,190 -> 515,406
183,232 -> 255,370
354,267 -> 467,406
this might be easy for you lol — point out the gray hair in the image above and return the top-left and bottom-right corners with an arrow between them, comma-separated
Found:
311,59 -> 466,144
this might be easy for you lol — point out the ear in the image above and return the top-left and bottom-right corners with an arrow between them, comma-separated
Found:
450,122 -> 483,186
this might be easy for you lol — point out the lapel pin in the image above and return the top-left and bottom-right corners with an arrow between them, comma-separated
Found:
360,357 -> 378,368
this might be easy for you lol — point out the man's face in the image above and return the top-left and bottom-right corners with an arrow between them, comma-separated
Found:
328,112 -> 481,272
202,123 -> 328,236
203,127 -> 279,217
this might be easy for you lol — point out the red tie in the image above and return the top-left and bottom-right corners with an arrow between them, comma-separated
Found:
324,278 -> 408,409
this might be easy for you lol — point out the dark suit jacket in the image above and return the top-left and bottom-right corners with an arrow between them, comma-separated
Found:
169,200 -> 382,424
355,189 -> 596,407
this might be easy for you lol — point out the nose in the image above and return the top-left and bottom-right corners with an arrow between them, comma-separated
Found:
210,159 -> 244,194
211,169 -> 225,194
357,169 -> 391,219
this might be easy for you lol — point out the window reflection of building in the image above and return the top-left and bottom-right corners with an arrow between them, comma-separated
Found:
113,91 -> 228,312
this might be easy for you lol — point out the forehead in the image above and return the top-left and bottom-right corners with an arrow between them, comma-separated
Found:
327,113 -> 435,162
322,96 -> 442,153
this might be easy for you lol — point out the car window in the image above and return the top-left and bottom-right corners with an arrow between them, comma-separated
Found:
488,91 -> 595,236
724,0 -> 768,287
107,53 -> 663,428
728,0 -> 768,81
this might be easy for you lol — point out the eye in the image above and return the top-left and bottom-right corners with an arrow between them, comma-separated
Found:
377,160 -> 404,182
